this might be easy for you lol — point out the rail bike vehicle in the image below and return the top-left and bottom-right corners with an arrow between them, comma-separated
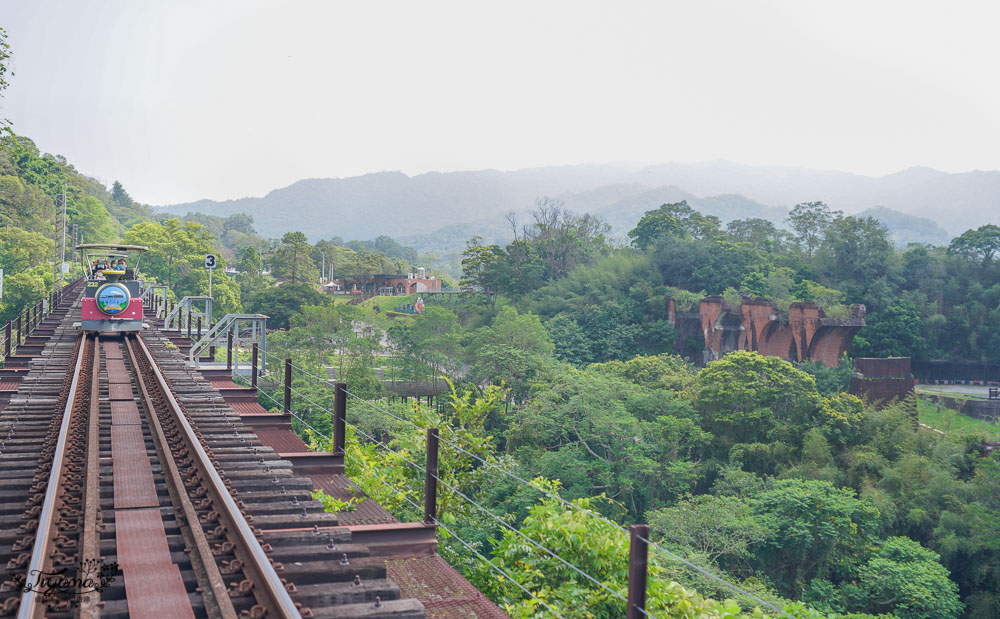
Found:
77,243 -> 149,333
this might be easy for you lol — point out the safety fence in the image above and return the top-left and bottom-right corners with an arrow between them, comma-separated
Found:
225,339 -> 795,618
1,278 -> 83,362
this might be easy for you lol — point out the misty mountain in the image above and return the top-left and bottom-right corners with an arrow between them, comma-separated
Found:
857,206 -> 951,247
155,161 -> 1000,245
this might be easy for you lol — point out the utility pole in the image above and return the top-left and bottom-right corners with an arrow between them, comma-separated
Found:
60,187 -> 67,285
321,252 -> 326,283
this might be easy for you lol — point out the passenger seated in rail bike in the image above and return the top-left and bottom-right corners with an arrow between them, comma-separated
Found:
117,259 -> 135,280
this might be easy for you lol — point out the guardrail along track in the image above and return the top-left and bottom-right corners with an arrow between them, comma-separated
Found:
0,295 -> 423,618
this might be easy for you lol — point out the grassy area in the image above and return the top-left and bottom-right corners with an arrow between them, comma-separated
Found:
915,385 -> 990,401
917,398 -> 1000,440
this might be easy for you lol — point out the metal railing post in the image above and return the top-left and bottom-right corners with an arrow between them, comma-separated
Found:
3,321 -> 10,359
251,343 -> 259,388
226,331 -> 233,370
197,317 -> 202,343
424,428 -> 439,524
187,310 -> 192,340
16,314 -> 22,346
334,382 -> 346,454
283,358 -> 292,415
627,524 -> 650,619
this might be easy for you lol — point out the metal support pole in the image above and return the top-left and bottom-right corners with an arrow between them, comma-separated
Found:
4,321 -> 10,359
60,189 -> 66,286
232,322 -> 239,374
16,314 -> 22,346
334,382 -> 346,454
187,310 -> 192,340
197,317 -> 202,342
226,331 -> 233,370
627,524 -> 650,619
251,344 -> 259,388
283,358 -> 292,415
424,428 -> 439,524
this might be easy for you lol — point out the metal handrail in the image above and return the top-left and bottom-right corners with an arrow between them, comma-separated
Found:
187,313 -> 268,366
140,284 -> 169,318
163,295 -> 213,331
2,277 -> 82,361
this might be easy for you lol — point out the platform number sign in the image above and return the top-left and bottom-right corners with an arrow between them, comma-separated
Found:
205,254 -> 217,299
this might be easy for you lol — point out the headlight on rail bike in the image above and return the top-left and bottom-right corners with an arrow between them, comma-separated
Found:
95,283 -> 131,315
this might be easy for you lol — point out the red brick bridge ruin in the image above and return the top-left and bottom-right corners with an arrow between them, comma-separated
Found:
667,296 -> 866,367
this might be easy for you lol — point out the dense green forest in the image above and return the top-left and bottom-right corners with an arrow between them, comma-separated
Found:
2,27 -> 999,618
244,201 -> 999,617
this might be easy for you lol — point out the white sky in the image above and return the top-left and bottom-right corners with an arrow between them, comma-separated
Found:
1,1 -> 998,205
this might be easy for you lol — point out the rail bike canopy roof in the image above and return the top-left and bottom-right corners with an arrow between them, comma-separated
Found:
76,244 -> 149,279
75,243 -> 149,252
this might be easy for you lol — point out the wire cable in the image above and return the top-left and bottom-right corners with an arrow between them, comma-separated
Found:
255,352 -> 795,617
275,387 -> 635,609
637,535 -> 789,617
283,408 -> 565,618
426,470 -> 633,607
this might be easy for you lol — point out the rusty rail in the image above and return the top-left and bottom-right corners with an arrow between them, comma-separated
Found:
126,333 -> 302,618
17,334 -> 90,619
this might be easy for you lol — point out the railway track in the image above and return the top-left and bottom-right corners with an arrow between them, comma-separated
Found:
0,296 -> 423,617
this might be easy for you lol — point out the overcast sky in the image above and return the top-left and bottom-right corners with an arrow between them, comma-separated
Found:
1,1 -> 998,205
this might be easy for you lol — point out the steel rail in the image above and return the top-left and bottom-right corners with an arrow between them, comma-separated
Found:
78,335 -> 102,619
130,333 -> 302,618
18,334 -> 88,619
122,335 -> 237,618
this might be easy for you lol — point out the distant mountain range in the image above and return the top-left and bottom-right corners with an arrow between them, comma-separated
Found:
155,161 -> 998,250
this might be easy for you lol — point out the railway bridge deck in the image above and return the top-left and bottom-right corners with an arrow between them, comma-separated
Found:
0,282 -> 504,618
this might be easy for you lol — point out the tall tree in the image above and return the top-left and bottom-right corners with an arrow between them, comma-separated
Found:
787,201 -> 841,258
695,351 -> 822,450
69,195 -> 118,243
947,224 -> 1000,266
816,215 -> 895,305
726,217 -> 788,252
459,236 -> 505,308
628,205 -> 684,250
523,198 -> 610,279
271,231 -> 318,284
